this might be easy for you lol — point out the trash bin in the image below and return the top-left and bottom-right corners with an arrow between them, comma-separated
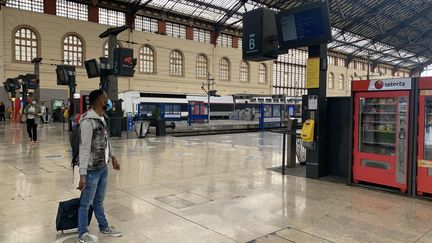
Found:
155,119 -> 166,136
108,117 -> 122,138
133,120 -> 150,138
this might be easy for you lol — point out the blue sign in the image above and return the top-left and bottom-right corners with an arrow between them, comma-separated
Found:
127,112 -> 133,131
288,106 -> 295,117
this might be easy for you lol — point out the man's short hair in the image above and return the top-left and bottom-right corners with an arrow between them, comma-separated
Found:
88,89 -> 105,105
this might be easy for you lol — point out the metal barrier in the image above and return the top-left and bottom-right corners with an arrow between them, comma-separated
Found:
272,118 -> 307,174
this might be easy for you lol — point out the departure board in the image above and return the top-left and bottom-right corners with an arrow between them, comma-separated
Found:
276,2 -> 331,49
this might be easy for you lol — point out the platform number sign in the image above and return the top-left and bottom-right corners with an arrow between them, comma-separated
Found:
247,34 -> 257,54
243,8 -> 278,61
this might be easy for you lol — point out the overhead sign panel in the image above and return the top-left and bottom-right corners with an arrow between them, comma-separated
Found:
276,1 -> 332,50
242,8 -> 278,61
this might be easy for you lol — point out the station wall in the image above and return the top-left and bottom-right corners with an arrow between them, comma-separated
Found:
0,7 -> 409,104
326,65 -> 396,97
1,7 -> 273,103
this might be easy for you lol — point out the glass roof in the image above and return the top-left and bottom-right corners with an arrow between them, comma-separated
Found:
114,0 -> 432,71
140,0 -> 264,27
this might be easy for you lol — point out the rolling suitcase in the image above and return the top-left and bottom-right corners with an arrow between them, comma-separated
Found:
56,197 -> 93,233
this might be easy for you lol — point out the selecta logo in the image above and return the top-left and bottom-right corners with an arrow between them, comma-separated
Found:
368,78 -> 411,91
374,80 -> 384,89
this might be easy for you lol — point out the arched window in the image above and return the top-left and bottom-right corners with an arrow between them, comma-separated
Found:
219,58 -> 230,81
13,26 -> 39,62
63,34 -> 84,66
170,50 -> 183,76
258,63 -> 267,83
338,74 -> 345,90
103,41 -> 121,57
139,45 -> 155,74
196,54 -> 208,79
328,72 -> 334,89
239,61 -> 249,82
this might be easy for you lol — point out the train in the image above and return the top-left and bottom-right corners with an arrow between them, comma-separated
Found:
118,91 -> 302,120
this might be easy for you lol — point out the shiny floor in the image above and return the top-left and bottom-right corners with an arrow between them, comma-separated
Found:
1,123 -> 432,243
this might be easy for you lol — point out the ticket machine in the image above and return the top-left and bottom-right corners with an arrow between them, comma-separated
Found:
352,78 -> 414,192
416,77 -> 432,196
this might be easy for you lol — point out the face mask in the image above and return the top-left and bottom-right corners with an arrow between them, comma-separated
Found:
31,101 -> 36,105
103,99 -> 113,111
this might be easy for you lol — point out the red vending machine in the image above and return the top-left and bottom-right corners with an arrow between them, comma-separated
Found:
416,77 -> 432,196
352,78 -> 413,192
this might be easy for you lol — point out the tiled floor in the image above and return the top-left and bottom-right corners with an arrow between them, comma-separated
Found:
0,122 -> 432,243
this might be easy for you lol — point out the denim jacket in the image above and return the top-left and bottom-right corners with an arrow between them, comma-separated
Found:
79,109 -> 115,175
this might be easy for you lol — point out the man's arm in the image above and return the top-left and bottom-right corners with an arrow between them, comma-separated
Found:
79,119 -> 93,176
108,140 -> 120,170
108,140 -> 115,159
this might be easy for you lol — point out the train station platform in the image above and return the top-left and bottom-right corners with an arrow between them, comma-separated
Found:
0,123 -> 432,243
167,120 -> 261,136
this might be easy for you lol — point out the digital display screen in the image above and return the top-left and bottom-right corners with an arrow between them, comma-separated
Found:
280,8 -> 325,42
85,59 -> 100,78
25,74 -> 39,89
276,2 -> 331,49
56,67 -> 68,85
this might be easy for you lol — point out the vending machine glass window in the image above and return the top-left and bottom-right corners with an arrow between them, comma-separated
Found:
359,98 -> 397,155
424,97 -> 432,160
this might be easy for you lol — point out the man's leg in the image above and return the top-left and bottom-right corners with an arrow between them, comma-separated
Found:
95,166 -> 122,237
93,166 -> 109,231
78,169 -> 101,238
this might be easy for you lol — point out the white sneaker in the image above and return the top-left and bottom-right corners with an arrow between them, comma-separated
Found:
100,226 -> 122,237
77,232 -> 98,243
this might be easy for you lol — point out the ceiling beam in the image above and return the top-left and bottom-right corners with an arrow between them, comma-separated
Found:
214,0 -> 247,33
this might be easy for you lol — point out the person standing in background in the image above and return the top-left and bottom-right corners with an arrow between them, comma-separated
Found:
23,99 -> 42,145
0,102 -> 6,123
40,103 -> 47,123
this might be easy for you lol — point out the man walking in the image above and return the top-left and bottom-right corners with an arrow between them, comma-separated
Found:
77,90 -> 122,243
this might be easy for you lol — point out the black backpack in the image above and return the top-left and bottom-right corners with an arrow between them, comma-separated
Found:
70,118 -> 101,170
70,124 -> 81,169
